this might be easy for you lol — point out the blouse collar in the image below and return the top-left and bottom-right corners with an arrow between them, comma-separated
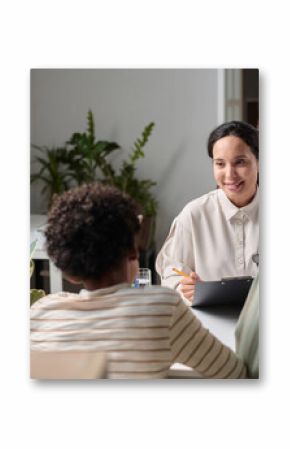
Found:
218,187 -> 259,221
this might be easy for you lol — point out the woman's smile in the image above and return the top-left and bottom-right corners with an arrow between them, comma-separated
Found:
223,180 -> 244,192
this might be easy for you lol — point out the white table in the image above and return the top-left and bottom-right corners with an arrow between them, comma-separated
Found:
30,214 -> 63,293
168,305 -> 241,378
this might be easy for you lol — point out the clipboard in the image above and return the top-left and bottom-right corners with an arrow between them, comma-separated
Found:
192,276 -> 253,307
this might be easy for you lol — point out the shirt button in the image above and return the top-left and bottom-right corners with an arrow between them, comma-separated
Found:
238,257 -> 243,264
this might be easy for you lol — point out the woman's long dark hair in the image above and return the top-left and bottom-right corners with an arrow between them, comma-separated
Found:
207,121 -> 259,160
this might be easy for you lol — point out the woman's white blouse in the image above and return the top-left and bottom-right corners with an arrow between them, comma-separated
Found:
155,188 -> 259,289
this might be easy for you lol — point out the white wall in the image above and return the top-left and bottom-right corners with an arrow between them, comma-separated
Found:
30,69 -> 220,252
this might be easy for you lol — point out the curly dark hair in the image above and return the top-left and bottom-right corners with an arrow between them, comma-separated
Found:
207,121 -> 259,160
45,183 -> 140,280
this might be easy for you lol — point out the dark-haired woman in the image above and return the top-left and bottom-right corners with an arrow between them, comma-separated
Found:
156,121 -> 259,305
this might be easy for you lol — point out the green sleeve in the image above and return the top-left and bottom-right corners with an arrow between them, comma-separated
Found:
235,274 -> 259,378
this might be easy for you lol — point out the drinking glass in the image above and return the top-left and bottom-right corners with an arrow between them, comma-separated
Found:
133,268 -> 152,288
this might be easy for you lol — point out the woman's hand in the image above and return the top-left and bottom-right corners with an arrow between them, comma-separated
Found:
179,272 -> 201,304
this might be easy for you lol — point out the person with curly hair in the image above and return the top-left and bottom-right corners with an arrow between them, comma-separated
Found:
31,183 -> 247,379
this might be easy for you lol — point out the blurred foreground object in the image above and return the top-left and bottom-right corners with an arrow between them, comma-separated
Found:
30,350 -> 107,379
235,274 -> 259,378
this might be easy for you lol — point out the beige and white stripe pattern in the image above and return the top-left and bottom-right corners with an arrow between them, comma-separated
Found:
31,283 -> 246,379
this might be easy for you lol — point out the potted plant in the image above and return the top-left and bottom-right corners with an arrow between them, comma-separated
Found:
31,110 -> 157,249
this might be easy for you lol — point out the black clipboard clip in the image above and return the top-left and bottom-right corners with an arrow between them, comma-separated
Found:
221,276 -> 253,282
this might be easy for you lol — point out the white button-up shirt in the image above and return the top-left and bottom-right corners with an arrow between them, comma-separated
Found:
155,188 -> 259,290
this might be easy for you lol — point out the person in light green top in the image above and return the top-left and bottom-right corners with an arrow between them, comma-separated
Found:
235,274 -> 259,378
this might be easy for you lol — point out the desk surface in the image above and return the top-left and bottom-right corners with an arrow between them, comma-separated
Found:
192,305 -> 240,349
168,305 -> 241,378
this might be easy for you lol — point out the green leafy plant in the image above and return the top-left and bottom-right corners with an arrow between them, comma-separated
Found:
30,146 -> 72,207
31,112 -> 120,208
64,110 -> 120,185
101,121 -> 157,216
31,110 -> 157,217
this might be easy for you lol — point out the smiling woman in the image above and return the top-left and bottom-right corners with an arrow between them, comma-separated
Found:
209,122 -> 259,208
155,121 -> 259,305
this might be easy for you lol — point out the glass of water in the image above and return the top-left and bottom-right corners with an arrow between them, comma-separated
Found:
133,268 -> 152,288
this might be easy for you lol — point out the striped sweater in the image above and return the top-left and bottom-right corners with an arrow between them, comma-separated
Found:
30,283 -> 246,379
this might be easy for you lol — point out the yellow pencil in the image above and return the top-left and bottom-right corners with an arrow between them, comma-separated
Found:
172,267 -> 191,278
